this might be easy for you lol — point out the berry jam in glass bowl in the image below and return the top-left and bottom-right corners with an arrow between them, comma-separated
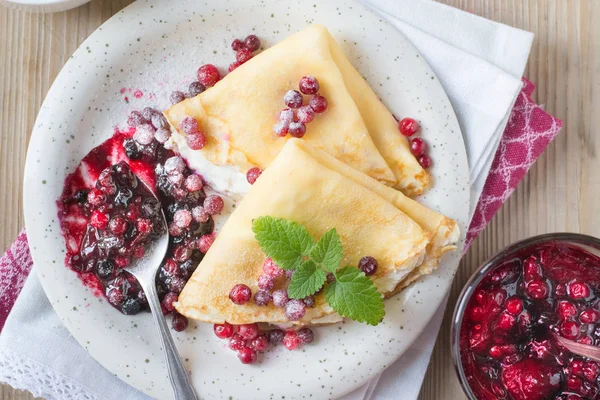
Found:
452,233 -> 600,400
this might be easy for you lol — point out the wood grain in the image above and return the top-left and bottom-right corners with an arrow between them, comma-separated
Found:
0,0 -> 597,399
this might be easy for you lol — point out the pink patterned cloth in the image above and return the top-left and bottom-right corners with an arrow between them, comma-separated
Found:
0,78 -> 562,333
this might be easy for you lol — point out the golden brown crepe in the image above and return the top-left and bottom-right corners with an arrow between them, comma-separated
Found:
174,140 -> 430,325
165,24 -> 428,196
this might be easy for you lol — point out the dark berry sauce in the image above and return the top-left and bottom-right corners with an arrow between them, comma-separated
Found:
58,124 -> 215,325
460,242 -> 600,399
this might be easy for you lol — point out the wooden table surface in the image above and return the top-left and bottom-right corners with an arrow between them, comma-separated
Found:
1,0 -> 598,399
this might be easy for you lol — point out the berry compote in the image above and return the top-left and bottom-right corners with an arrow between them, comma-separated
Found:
58,119 -> 216,328
458,239 -> 600,399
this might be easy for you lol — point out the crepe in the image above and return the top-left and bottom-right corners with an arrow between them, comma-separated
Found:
174,140 -> 430,325
165,24 -> 428,196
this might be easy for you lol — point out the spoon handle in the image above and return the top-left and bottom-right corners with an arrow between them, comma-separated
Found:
143,280 -> 198,400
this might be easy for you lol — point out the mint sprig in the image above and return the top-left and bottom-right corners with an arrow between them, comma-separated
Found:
252,216 -> 385,325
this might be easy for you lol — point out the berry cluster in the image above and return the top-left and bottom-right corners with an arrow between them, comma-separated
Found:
273,76 -> 328,138
169,64 -> 221,106
228,34 -> 261,72
398,117 -> 432,169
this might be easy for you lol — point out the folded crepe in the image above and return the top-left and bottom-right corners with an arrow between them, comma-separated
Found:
165,24 -> 428,196
175,139 -> 431,325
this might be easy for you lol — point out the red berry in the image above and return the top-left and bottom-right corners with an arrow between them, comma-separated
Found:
279,108 -> 294,124
109,217 -> 128,235
172,313 -> 189,332
418,154 -> 432,169
87,188 -> 106,206
191,206 -> 210,223
296,105 -> 315,124
560,320 -> 580,340
244,34 -> 260,52
263,258 -> 283,277
238,323 -> 259,340
398,117 -> 419,136
237,346 -> 257,364
90,210 -> 109,229
469,306 -> 485,322
257,274 -> 274,291
136,218 -> 153,234
173,245 -> 191,263
272,290 -> 289,308
297,327 -> 314,344
114,256 -> 129,268
187,132 -> 207,150
267,329 -> 284,345
250,334 -> 269,352
583,361 -> 600,382
273,121 -> 289,137
285,299 -> 306,321
162,292 -> 178,313
198,234 -> 214,253
409,138 -> 426,156
526,280 -> 549,299
173,209 -> 192,228
246,167 -> 262,184
284,90 -> 303,109
288,121 -> 306,138
568,280 -> 590,299
580,309 -> 600,323
236,48 -> 253,64
283,331 -> 300,350
523,256 -> 542,282
495,311 -> 516,330
309,94 -> 327,113
299,76 -> 320,95
505,297 -> 523,315
358,256 -> 378,276
197,64 -> 220,87
489,345 -> 502,358
184,174 -> 203,192
214,322 -> 235,339
132,245 -> 145,259
254,290 -> 272,306
228,61 -> 242,72
204,195 -> 224,215
179,116 -> 200,135
557,301 -> 578,320
229,284 -> 252,305
229,333 -> 245,351
231,38 -> 245,51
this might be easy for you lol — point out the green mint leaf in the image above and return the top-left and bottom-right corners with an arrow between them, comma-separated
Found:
309,228 -> 343,273
287,260 -> 327,299
325,267 -> 385,326
252,216 -> 314,270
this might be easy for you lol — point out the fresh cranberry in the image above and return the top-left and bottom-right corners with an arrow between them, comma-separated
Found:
228,61 -> 242,72
231,38 -> 245,51
568,280 -> 591,299
409,138 -> 426,157
303,295 -> 315,308
173,245 -> 191,263
238,323 -> 259,340
155,128 -> 171,144
107,288 -> 124,306
173,209 -> 192,228
108,217 -> 128,235
279,108 -> 294,124
172,313 -> 189,332
285,299 -> 306,321
162,292 -> 178,313
191,206 -> 210,223
127,111 -> 147,127
229,284 -> 252,305
236,48 -> 253,64
133,124 -> 156,145
229,333 -> 245,351
87,188 -> 106,206
257,274 -> 274,291
309,95 -> 327,113
254,290 -> 271,306
273,121 -> 289,137
283,331 -> 300,350
170,91 -> 186,105
523,256 -> 542,281
136,218 -> 153,234
560,320 -> 580,340
164,156 -> 186,174
203,195 -> 224,215
418,155 -> 433,169
288,122 -> 306,138
184,174 -> 203,192
244,35 -> 260,52
299,76 -> 319,95
90,210 -> 109,229
188,81 -> 206,97
197,64 -> 220,87
398,118 -> 419,137
296,105 -> 315,124
198,234 -> 214,253
263,258 -> 283,277
505,297 -> 523,315
489,345 -> 502,358
187,132 -> 206,150
557,301 -> 578,320
268,329 -> 284,345
246,167 -> 262,184
272,289 -> 289,308
237,346 -> 257,364
495,311 -> 516,331
358,256 -> 378,276
169,223 -> 184,237
297,327 -> 314,344
179,117 -> 199,135
250,335 -> 269,352
526,279 -> 550,299
284,90 -> 303,109
214,322 -> 235,339
580,309 -> 600,323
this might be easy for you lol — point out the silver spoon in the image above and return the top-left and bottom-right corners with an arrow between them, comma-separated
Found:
553,333 -> 600,363
124,180 -> 198,400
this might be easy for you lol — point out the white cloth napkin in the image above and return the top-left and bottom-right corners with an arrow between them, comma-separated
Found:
0,1 -> 533,399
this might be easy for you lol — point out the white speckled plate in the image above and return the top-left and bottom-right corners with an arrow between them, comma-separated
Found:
23,0 -> 469,399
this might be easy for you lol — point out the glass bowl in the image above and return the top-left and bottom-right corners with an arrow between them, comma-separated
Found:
450,233 -> 600,399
